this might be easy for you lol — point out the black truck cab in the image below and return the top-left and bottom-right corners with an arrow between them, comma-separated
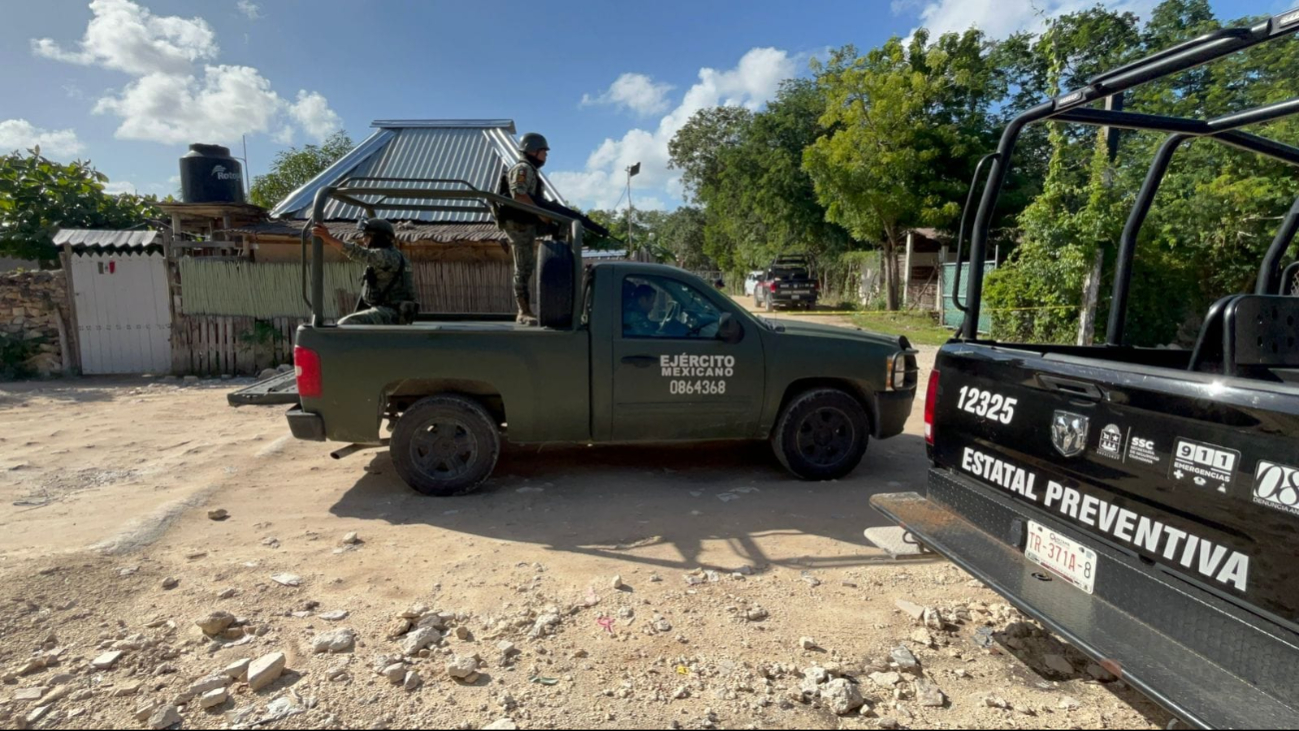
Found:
872,14 -> 1299,730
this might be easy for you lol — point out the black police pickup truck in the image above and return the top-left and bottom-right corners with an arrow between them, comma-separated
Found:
872,15 -> 1299,730
754,255 -> 819,311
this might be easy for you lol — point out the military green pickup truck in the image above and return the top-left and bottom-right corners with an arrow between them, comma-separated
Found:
281,180 -> 918,495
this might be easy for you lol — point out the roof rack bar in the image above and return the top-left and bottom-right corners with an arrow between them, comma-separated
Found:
1088,28 -> 1253,85
1051,17 -> 1297,116
1052,108 -> 1209,135
1085,19 -> 1276,92
1208,97 -> 1299,132
1214,131 -> 1299,167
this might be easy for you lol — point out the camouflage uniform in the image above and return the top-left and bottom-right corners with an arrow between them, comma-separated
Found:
503,160 -> 541,301
338,242 -> 416,326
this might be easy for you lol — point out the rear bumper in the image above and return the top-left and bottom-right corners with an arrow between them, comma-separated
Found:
870,469 -> 1299,730
769,293 -> 817,305
872,389 -> 913,438
286,406 -> 326,442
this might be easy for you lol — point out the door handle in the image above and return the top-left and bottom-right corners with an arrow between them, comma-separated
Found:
1038,375 -> 1103,401
621,355 -> 657,368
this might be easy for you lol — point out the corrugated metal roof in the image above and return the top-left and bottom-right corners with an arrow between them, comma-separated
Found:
269,119 -> 567,222
53,229 -> 159,248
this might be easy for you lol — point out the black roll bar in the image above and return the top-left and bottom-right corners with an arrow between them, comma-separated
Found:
1257,196 -> 1299,295
306,184 -> 584,327
951,153 -> 1000,314
959,12 -> 1299,341
1105,134 -> 1189,346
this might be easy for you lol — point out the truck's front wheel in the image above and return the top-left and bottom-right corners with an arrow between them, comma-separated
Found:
391,395 -> 501,497
771,388 -> 869,480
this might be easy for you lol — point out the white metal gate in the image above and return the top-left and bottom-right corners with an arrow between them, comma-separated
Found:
71,252 -> 171,374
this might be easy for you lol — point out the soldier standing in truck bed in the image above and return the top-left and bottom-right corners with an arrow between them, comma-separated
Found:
497,132 -> 553,326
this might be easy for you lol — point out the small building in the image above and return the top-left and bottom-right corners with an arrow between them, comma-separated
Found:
902,228 -> 955,310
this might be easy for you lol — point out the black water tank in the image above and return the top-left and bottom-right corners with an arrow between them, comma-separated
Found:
180,144 -> 245,204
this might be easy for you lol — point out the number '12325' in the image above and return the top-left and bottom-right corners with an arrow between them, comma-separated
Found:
957,386 -> 1017,425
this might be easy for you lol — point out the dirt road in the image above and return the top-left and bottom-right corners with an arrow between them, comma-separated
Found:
0,311 -> 1170,730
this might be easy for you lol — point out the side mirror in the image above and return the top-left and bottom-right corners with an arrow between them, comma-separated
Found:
717,313 -> 744,344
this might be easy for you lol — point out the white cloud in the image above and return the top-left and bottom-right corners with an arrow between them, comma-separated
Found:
581,73 -> 675,116
94,65 -> 284,145
553,47 -> 797,211
0,119 -> 85,157
34,0 -> 341,146
913,0 -> 1157,39
32,0 -> 217,76
236,0 -> 261,20
104,181 -> 137,194
289,91 -> 343,141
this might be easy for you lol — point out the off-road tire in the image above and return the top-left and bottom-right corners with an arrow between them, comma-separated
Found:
771,388 -> 870,480
391,395 -> 501,496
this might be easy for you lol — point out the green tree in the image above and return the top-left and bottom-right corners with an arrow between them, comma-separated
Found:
804,30 -> 1002,309
657,206 -> 710,270
249,131 -> 354,209
714,80 -> 854,273
668,107 -> 755,202
0,148 -> 162,265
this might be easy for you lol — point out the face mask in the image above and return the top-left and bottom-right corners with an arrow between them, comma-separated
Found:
526,152 -> 547,169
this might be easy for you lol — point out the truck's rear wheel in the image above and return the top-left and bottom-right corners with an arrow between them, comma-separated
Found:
771,388 -> 869,480
391,395 -> 500,497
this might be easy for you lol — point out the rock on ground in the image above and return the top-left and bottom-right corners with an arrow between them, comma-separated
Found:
312,628 -> 356,654
247,652 -> 286,691
916,678 -> 946,707
195,611 -> 235,637
147,705 -> 182,730
271,573 -> 302,587
821,678 -> 865,716
199,687 -> 228,709
447,654 -> 480,681
400,627 -> 441,656
91,651 -> 122,670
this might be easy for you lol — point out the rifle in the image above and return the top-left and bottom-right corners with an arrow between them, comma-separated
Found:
533,198 -> 615,241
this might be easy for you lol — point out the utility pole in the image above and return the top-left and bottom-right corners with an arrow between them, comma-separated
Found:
626,162 -> 640,253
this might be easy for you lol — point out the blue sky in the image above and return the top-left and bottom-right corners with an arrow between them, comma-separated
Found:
0,0 -> 1276,212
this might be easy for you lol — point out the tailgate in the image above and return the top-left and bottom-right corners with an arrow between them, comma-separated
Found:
932,344 -> 1299,629
227,370 -> 299,407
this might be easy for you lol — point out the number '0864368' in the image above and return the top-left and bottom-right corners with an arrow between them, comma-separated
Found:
957,386 -> 1017,425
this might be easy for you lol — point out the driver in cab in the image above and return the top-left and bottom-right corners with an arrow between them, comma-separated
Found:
623,284 -> 659,337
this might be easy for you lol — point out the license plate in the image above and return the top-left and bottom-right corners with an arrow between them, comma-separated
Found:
1024,521 -> 1097,594
792,295 -> 802,300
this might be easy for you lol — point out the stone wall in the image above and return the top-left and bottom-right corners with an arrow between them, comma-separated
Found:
0,270 -> 69,378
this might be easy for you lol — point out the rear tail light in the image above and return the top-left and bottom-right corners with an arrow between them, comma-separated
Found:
924,369 -> 940,444
294,345 -> 322,398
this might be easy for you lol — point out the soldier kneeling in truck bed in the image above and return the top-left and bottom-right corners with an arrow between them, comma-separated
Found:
311,219 -> 417,325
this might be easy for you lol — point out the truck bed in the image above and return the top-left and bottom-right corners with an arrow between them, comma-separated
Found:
882,339 -> 1299,729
